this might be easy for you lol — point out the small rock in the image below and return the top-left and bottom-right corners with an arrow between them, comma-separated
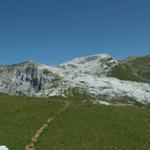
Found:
0,145 -> 9,150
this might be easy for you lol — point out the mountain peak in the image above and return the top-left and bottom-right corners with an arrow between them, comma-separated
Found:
60,53 -> 115,65
0,53 -> 150,105
19,60 -> 36,65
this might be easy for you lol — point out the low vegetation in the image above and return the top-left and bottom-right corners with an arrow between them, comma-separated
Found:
0,94 -> 150,150
0,94 -> 64,150
126,56 -> 150,83
65,87 -> 91,101
43,69 -> 52,75
36,101 -> 150,150
0,70 -> 3,74
110,63 -> 145,82
110,55 -> 150,83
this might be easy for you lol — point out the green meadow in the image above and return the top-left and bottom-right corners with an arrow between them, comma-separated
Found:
0,94 -> 64,150
0,94 -> 150,150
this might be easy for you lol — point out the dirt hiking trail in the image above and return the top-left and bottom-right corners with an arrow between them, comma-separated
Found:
25,100 -> 71,150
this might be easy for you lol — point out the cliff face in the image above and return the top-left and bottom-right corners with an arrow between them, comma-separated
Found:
0,54 -> 150,105
0,62 -> 57,96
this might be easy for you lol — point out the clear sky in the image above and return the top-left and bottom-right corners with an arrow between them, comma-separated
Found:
0,0 -> 150,65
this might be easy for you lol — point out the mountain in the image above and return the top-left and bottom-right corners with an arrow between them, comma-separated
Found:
0,54 -> 150,105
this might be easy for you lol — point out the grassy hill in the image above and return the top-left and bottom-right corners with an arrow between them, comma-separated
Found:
125,55 -> 150,83
0,94 -> 150,150
109,55 -> 150,83
0,94 -> 64,150
36,101 -> 150,150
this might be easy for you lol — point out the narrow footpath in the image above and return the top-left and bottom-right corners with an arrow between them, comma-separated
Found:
25,100 -> 71,150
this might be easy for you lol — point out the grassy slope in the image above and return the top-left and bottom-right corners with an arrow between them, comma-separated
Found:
109,55 -> 150,83
126,56 -> 150,83
110,63 -> 145,82
1,94 -> 150,150
36,101 -> 150,150
0,94 -> 64,150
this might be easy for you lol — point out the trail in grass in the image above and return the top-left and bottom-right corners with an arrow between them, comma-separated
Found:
25,100 -> 71,150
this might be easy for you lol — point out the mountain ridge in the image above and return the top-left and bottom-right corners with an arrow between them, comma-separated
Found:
0,53 -> 150,105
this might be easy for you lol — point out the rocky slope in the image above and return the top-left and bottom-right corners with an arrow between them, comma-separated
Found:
0,54 -> 150,105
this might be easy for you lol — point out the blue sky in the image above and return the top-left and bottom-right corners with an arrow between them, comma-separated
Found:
0,0 -> 150,65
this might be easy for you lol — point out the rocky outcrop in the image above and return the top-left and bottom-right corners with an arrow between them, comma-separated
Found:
0,62 -> 58,96
0,145 -> 9,150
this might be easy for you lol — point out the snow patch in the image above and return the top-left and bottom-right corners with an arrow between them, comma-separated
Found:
97,101 -> 111,105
